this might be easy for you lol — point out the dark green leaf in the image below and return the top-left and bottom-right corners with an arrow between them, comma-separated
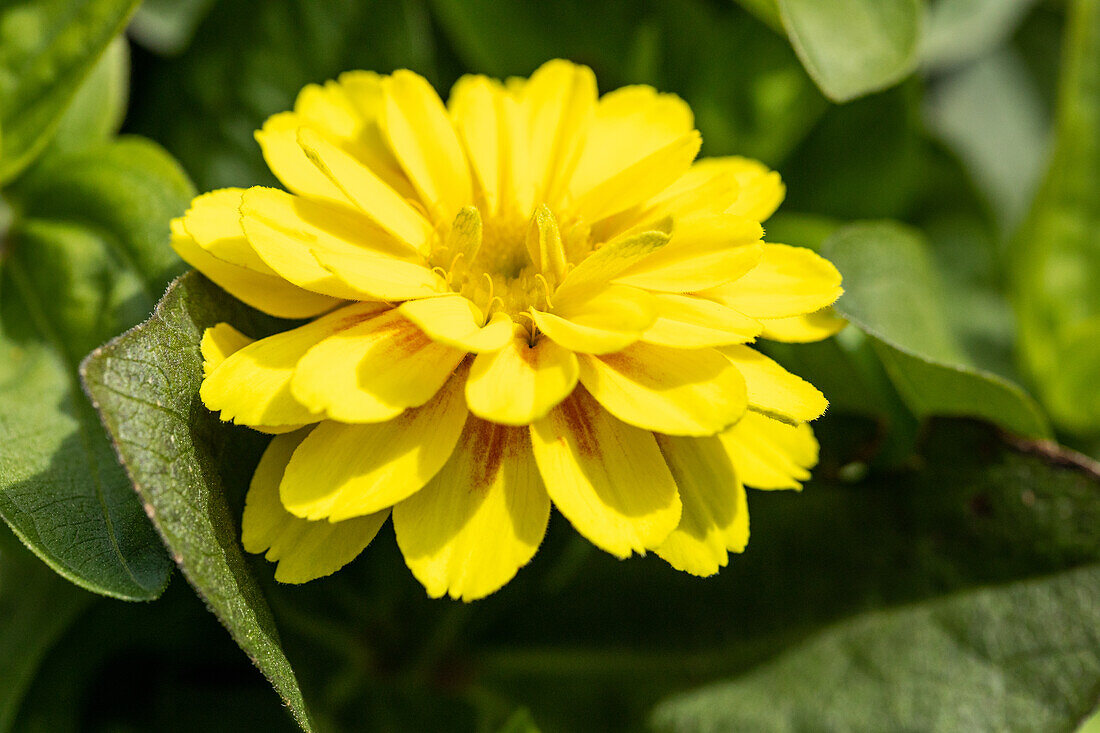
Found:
0,0 -> 140,183
782,85 -> 924,220
823,221 -> 1051,438
653,562 -> 1100,732
729,0 -> 783,33
81,272 -> 314,731
126,0 -> 442,192
0,138 -> 190,600
776,0 -> 922,103
1014,0 -> 1100,436
0,528 -> 92,732
475,419 -> 1100,730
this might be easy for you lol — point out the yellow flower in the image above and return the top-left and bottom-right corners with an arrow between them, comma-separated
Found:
172,60 -> 843,601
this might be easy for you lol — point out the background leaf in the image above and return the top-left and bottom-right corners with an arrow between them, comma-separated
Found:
129,0 -> 217,55
0,0 -> 140,183
653,564 -> 1100,732
0,526 -> 92,732
44,36 -> 130,155
81,272 -> 315,731
822,221 -> 1051,438
1013,0 -> 1100,437
776,0 -> 922,103
921,0 -> 1039,71
0,138 -> 191,600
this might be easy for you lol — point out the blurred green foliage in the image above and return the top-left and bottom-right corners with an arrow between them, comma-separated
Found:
2,0 -> 1100,731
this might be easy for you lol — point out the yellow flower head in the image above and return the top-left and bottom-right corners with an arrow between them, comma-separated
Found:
172,60 -> 844,601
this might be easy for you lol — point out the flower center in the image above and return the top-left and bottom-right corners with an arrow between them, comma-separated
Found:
430,205 -> 594,319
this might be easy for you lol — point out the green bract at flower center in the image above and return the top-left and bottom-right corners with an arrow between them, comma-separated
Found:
429,205 -> 594,318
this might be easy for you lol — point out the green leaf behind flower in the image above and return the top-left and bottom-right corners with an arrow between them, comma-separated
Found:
0,527 -> 92,732
81,272 -> 314,732
0,0 -> 140,183
776,0 -> 923,103
0,138 -> 191,600
473,418 -> 1100,730
653,564 -> 1100,732
823,221 -> 1051,438
1013,0 -> 1100,437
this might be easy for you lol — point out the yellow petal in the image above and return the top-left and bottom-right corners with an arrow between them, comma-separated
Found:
759,308 -> 847,343
570,85 -> 694,201
255,112 -> 352,206
572,132 -> 701,224
702,243 -> 843,319
242,430 -> 388,584
614,218 -> 763,292
642,293 -> 763,348
654,434 -> 749,576
466,333 -> 579,425
199,325 -> 306,435
532,285 -> 657,355
721,345 -> 828,424
383,69 -> 471,223
398,294 -> 512,353
325,71 -> 417,198
577,343 -> 748,436
718,156 -> 786,221
394,419 -> 550,600
530,389 -> 681,558
291,309 -> 466,423
181,189 -> 273,273
172,221 -> 341,319
554,230 -> 669,303
297,127 -> 434,254
201,323 -> 253,377
240,187 -> 420,300
201,303 -> 382,427
255,73 -> 416,205
313,248 -> 445,301
719,411 -> 818,489
519,59 -> 597,207
449,74 -> 506,215
280,375 -> 468,521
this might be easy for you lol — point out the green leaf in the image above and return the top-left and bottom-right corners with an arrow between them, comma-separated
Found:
81,272 -> 314,732
1014,0 -> 1100,436
776,0 -> 922,103
730,0 -> 783,33
657,0 -> 827,165
653,563 -> 1100,732
129,0 -> 217,55
782,85 -> 924,220
475,419 -> 1100,730
823,222 -> 1051,439
45,36 -> 130,156
0,138 -> 191,600
924,50 -> 1049,235
0,528 -> 92,732
0,0 -> 140,183
921,0 -> 1039,71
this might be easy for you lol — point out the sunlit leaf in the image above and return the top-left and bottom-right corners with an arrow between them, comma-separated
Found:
0,138 -> 190,600
822,221 -> 1050,438
0,0 -> 140,183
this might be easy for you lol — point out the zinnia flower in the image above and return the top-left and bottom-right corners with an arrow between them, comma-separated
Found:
172,60 -> 843,601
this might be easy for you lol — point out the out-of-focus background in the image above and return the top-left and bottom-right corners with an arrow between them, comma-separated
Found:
3,1 -> 1100,731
